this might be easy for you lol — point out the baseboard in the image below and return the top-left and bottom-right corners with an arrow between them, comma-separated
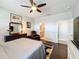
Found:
58,40 -> 67,44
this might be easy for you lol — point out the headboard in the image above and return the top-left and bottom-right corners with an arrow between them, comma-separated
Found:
4,34 -> 27,42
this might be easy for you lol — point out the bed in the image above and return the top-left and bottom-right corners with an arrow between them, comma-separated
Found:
0,38 -> 46,59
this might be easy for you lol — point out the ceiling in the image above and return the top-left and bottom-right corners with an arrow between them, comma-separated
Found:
0,0 -> 78,18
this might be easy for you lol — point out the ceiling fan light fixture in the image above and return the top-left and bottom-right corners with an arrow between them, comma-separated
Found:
31,6 -> 37,11
20,0 -> 46,13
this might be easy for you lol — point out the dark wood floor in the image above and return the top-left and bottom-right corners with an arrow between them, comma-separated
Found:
50,43 -> 67,59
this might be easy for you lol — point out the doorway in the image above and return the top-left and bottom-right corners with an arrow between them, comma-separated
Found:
40,23 -> 45,39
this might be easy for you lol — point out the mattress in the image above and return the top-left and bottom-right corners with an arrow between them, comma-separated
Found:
3,38 -> 46,59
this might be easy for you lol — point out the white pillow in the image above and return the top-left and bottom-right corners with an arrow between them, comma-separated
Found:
0,46 -> 9,59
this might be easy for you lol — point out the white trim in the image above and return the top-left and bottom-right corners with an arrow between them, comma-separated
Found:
58,40 -> 67,44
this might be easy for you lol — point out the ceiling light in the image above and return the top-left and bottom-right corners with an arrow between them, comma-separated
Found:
31,6 -> 37,11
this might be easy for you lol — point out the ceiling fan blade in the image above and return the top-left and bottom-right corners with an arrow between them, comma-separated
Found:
30,0 -> 34,5
37,9 -> 41,13
30,10 -> 33,13
37,3 -> 46,8
20,5 -> 31,8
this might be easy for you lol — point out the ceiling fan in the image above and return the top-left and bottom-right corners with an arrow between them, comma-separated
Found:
20,0 -> 46,13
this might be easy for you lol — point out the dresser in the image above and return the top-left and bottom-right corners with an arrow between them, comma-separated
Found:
67,41 -> 79,59
4,34 -> 27,42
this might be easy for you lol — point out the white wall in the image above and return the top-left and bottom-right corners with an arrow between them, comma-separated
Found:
72,0 -> 79,18
69,1 -> 79,40
34,11 -> 73,43
22,16 -> 35,35
0,8 -> 10,35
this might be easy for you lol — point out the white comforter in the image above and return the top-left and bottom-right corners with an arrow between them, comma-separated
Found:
3,38 -> 45,59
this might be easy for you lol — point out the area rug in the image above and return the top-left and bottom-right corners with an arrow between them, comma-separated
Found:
46,46 -> 54,59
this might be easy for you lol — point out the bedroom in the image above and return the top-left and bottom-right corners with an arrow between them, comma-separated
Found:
0,0 -> 79,59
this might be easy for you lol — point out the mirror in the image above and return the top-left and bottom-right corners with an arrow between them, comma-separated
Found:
9,22 -> 23,35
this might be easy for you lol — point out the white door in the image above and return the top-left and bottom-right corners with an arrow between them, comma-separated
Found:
57,21 -> 69,42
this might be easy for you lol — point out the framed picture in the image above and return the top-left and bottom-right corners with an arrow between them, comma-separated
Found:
10,13 -> 22,23
26,22 -> 31,28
